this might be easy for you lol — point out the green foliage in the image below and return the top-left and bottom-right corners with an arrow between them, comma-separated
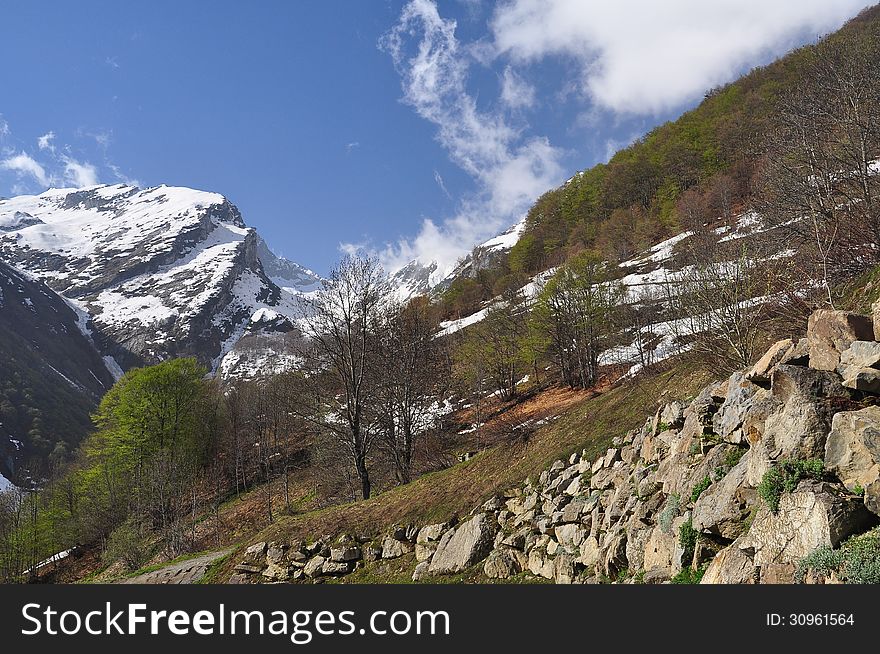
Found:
102,517 -> 153,571
757,458 -> 825,513
722,447 -> 746,471
678,518 -> 699,562
797,528 -> 880,584
690,476 -> 712,503
852,483 -> 865,496
671,564 -> 708,585
658,494 -> 680,534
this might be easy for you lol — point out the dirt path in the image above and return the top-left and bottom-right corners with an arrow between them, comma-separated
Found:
120,550 -> 231,584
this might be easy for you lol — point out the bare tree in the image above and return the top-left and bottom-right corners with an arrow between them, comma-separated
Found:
758,27 -> 880,306
297,255 -> 391,500
377,297 -> 450,485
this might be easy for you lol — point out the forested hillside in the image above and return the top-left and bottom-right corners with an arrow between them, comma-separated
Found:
438,5 -> 880,318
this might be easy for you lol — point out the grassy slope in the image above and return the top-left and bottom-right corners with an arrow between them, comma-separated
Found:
214,357 -> 714,582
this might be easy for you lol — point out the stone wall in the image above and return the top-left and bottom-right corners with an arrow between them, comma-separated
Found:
231,309 -> 880,585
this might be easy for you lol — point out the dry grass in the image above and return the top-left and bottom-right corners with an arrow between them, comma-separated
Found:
213,358 -> 713,583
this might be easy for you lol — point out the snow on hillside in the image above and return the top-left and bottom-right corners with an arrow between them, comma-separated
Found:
437,210 -> 791,374
0,471 -> 13,493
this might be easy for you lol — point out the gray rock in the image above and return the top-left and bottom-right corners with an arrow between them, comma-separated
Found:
483,548 -> 524,579
242,542 -> 267,564
554,553 -> 578,584
303,556 -> 326,578
428,513 -> 496,575
555,523 -> 586,549
692,456 -> 750,540
411,561 -> 431,582
841,367 -> 880,393
701,538 -> 755,584
321,560 -> 352,575
746,338 -> 794,385
643,567 -> 671,584
381,536 -> 413,559
740,480 -> 875,566
329,545 -> 361,563
839,340 -> 880,369
807,309 -> 873,371
527,548 -> 555,579
825,406 -> 880,515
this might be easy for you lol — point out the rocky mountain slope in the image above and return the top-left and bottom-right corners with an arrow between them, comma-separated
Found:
0,184 -> 316,371
228,307 -> 880,585
0,259 -> 115,485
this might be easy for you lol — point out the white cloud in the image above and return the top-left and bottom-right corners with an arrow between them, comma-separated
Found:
62,156 -> 99,187
491,0 -> 873,114
0,118 -> 10,138
368,0 -> 564,277
433,169 -> 452,200
500,66 -> 536,110
1,152 -> 51,187
37,131 -> 56,152
345,141 -> 360,154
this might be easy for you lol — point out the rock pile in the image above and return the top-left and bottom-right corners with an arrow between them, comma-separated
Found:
231,308 -> 880,584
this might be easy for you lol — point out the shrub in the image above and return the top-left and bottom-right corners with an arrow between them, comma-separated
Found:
658,494 -> 681,534
690,476 -> 712,503
678,518 -> 699,563
722,447 -> 746,470
671,564 -> 707,584
103,518 -> 152,571
796,528 -> 880,584
757,458 -> 825,513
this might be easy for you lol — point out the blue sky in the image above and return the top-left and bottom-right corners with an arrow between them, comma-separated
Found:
0,1 -> 872,275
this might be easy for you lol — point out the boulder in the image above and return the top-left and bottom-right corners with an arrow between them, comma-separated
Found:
825,406 -> 880,515
660,401 -> 686,429
329,545 -> 361,563
416,522 -> 450,544
746,339 -> 794,385
840,367 -> 880,393
746,396 -> 833,487
700,539 -> 756,584
411,561 -> 431,582
578,536 -> 601,570
428,513 -> 496,575
692,456 -> 750,540
527,548 -> 555,579
643,567 -> 671,584
415,544 -> 436,562
321,560 -> 352,575
555,523 -> 586,550
483,548 -> 525,579
806,310 -> 873,371
303,556 -> 326,578
839,340 -> 880,369
873,298 -> 880,341
769,364 -> 848,404
761,563 -> 796,584
601,530 -> 628,579
554,553 -> 578,584
242,542 -> 267,565
713,373 -> 771,444
381,536 -> 413,559
739,480 -> 876,567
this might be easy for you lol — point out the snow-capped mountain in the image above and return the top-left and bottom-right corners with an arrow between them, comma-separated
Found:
0,184 -> 312,371
256,237 -> 324,293
390,219 -> 526,300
